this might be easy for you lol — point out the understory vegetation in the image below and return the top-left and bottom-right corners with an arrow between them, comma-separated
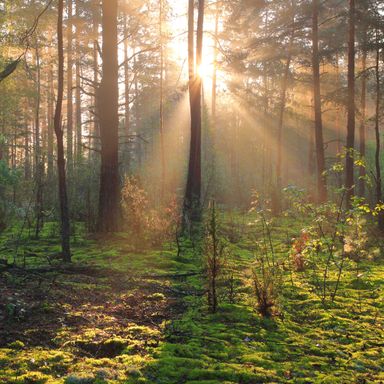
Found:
1,195 -> 383,383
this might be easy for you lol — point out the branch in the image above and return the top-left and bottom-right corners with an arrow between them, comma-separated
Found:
118,46 -> 159,68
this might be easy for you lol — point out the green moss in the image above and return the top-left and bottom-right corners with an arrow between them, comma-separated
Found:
8,340 -> 25,350
1,216 -> 383,384
15,371 -> 50,384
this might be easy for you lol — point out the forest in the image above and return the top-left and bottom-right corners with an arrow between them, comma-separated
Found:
0,0 -> 383,383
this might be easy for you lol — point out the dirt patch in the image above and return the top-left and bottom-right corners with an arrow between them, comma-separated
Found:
0,264 -> 180,352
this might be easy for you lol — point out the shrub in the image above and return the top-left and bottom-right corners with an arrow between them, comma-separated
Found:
290,230 -> 310,272
204,201 -> 230,313
121,176 -> 180,246
248,193 -> 282,317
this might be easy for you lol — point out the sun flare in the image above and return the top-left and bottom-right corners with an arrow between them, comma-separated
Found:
197,62 -> 213,80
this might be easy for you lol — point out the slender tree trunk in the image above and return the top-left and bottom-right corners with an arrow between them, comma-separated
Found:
54,0 -> 71,262
211,0 -> 219,197
374,34 -> 383,230
345,0 -> 355,208
75,0 -> 82,162
97,0 -> 120,232
261,10 -> 269,197
312,0 -> 327,203
24,117 -> 31,179
359,34 -> 367,197
34,43 -> 44,238
335,54 -> 341,155
276,3 -> 295,212
134,53 -> 142,169
275,54 -> 291,213
47,68 -> 54,179
184,0 -> 204,227
124,17 -> 130,173
211,3 -> 219,132
92,0 -> 100,157
159,0 -> 166,200
67,0 -> 73,173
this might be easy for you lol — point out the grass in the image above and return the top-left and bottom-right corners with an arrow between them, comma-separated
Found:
0,215 -> 383,383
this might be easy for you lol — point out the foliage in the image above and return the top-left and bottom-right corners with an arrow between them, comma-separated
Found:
248,193 -> 283,317
0,157 -> 20,231
121,176 -> 179,247
203,201 -> 232,313
285,184 -> 383,305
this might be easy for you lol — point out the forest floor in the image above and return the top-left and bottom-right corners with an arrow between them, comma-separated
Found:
0,218 -> 383,384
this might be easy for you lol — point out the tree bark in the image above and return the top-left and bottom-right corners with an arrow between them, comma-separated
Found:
374,34 -> 383,230
312,0 -> 327,203
97,0 -> 120,232
75,0 -> 82,162
66,0 -> 73,173
358,33 -> 367,197
47,68 -> 54,179
184,0 -> 204,228
211,0 -> 219,197
276,0 -> 295,213
159,0 -> 166,200
124,17 -> 130,173
345,0 -> 355,208
34,42 -> 44,238
54,0 -> 71,262
92,0 -> 100,158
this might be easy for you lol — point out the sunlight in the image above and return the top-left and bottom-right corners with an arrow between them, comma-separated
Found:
2,1 -> 383,383
197,61 -> 213,80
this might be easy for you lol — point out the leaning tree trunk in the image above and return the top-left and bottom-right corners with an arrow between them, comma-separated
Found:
54,0 -> 71,262
311,0 -> 327,203
345,0 -> 355,208
183,0 -> 204,230
97,0 -> 120,232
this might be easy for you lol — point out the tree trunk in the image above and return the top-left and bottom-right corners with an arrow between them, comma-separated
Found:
47,68 -> 54,179
312,0 -> 327,203
275,54 -> 291,213
92,0 -> 100,158
275,1 -> 295,213
345,0 -> 355,208
97,0 -> 120,232
184,0 -> 204,228
66,0 -> 73,173
159,0 -> 166,200
134,53 -> 142,169
75,0 -> 82,162
124,17 -> 130,173
54,0 -> 71,262
358,33 -> 367,197
374,34 -> 383,230
211,0 -> 219,197
34,43 -> 44,238
24,116 -> 31,179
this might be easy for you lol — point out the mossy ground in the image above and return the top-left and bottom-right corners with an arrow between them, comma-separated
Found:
0,218 -> 383,383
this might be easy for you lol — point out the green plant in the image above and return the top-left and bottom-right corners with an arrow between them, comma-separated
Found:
121,176 -> 180,247
204,200 -> 232,313
248,193 -> 282,317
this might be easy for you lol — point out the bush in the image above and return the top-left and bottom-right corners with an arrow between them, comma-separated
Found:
248,193 -> 282,317
121,176 -> 179,246
0,158 -> 20,231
